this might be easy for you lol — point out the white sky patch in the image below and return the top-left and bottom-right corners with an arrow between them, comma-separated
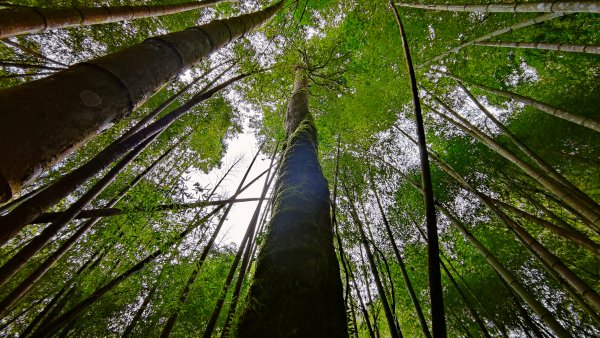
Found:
183,112 -> 272,247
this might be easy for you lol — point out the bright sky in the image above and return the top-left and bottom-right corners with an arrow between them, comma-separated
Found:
185,123 -> 273,247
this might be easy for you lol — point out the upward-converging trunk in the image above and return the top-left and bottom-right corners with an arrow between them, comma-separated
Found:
474,41 -> 600,55
0,0 -> 224,38
0,1 -> 283,202
236,67 -> 347,337
394,2 -> 600,13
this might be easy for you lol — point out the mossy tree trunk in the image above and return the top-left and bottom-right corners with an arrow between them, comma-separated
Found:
236,67 -> 347,337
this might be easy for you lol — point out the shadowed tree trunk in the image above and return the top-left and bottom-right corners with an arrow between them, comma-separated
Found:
0,0 -> 223,38
0,1 -> 283,202
394,2 -> 600,13
236,66 -> 347,337
474,41 -> 600,54
390,3 -> 446,336
419,13 -> 565,67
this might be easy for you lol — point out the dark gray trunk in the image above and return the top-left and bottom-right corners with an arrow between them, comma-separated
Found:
236,67 -> 347,337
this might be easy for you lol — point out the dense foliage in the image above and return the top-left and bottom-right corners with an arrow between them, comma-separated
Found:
0,0 -> 598,337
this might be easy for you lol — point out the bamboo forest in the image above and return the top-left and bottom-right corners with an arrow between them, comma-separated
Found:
0,0 -> 599,337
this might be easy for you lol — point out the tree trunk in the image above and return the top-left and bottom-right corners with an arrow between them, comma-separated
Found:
474,41 -> 600,54
390,4 -> 446,336
121,285 -> 157,338
0,70 -> 253,244
345,188 -> 402,338
0,0 -> 224,38
0,60 -> 64,71
419,13 -> 565,68
0,1 -> 283,202
236,67 -> 347,337
394,2 -> 600,13
443,72 -> 600,132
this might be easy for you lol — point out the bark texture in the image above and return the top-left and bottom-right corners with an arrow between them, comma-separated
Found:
236,67 -> 347,337
474,41 -> 600,54
395,2 -> 600,13
0,1 -> 283,202
0,0 -> 223,38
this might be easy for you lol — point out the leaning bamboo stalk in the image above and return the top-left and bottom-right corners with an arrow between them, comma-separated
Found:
427,99 -> 600,228
441,72 -> 600,132
457,82 -> 600,214
31,197 -> 266,223
1,38 -> 68,67
436,205 -> 573,338
418,13 -> 565,67
492,198 -> 600,257
369,172 -> 432,338
0,1 -> 283,202
216,161 -> 276,338
0,0 -> 224,39
0,70 -> 254,245
474,41 -> 600,55
0,162 -> 270,319
33,203 -> 226,337
394,2 -> 600,13
345,187 -> 402,338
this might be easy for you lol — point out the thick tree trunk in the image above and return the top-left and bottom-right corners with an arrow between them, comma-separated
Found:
390,4 -> 446,336
0,70 -> 252,244
345,190 -> 402,338
236,67 -> 347,337
0,1 -> 282,202
419,13 -> 565,67
394,2 -> 600,13
474,41 -> 600,54
444,72 -> 600,132
0,0 -> 223,38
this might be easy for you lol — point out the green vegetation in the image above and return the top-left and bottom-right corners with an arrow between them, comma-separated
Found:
0,0 -> 599,337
